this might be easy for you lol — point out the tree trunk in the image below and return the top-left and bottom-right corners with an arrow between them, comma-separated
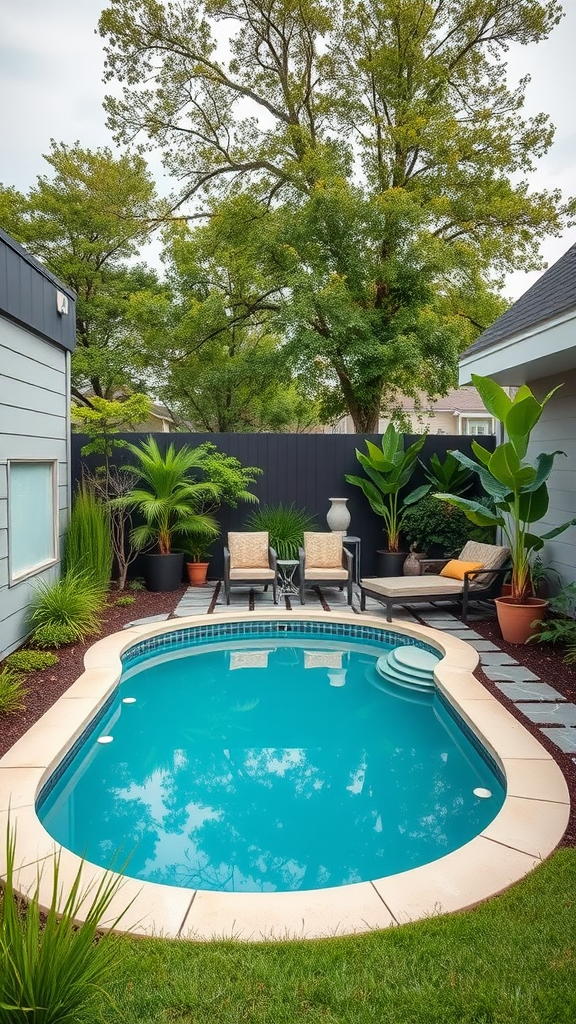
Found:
349,405 -> 380,433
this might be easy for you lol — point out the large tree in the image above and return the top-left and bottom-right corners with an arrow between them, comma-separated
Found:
100,0 -> 571,430
0,142 -> 164,402
129,222 -> 320,431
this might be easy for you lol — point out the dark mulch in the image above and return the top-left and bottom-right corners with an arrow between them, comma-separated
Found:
2,590 -> 574,848
0,585 -> 187,759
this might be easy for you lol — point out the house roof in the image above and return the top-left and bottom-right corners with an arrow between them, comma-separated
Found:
398,387 -> 487,413
462,242 -> 576,359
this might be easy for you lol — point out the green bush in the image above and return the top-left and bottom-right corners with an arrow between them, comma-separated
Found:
0,668 -> 26,715
64,480 -> 113,590
245,503 -> 317,559
29,572 -> 106,647
31,623 -> 83,650
6,650 -> 59,674
402,495 -> 495,556
128,578 -> 145,591
115,595 -> 136,607
0,818 -> 130,1024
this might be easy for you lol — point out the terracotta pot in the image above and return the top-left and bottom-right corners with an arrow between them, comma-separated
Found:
494,596 -> 548,645
186,561 -> 210,586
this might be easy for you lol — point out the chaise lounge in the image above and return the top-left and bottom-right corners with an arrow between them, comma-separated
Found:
360,541 -> 510,623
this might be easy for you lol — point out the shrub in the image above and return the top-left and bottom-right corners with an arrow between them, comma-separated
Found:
6,650 -> 59,674
402,495 -> 495,556
0,818 -> 130,1024
0,668 -> 26,715
31,623 -> 84,650
245,503 -> 317,559
115,595 -> 136,607
29,572 -> 106,647
64,480 -> 113,591
128,578 -> 145,591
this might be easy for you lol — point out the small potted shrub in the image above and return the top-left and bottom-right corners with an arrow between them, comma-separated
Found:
185,534 -> 219,586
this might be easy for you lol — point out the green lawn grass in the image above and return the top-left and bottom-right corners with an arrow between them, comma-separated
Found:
97,849 -> 576,1024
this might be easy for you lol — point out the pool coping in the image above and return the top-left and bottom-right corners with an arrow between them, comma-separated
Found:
0,608 -> 570,942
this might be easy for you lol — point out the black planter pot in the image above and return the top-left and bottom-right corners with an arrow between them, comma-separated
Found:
376,550 -> 408,577
144,552 -> 184,592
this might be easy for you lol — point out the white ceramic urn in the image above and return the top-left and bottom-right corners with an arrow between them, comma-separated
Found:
326,497 -> 351,533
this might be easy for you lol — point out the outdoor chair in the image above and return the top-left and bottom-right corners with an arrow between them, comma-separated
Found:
359,540 -> 510,623
298,532 -> 354,605
223,532 -> 278,605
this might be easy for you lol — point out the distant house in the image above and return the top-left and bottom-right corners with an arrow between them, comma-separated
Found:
0,229 -> 76,658
77,388 -> 176,432
325,386 -> 496,435
460,242 -> 576,587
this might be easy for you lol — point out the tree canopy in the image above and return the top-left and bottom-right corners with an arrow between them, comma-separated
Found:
99,0 -> 571,430
0,142 -> 164,403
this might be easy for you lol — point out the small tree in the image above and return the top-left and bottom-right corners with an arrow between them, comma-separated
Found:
71,394 -> 153,486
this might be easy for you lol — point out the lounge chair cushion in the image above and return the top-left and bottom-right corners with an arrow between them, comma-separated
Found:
303,532 -> 343,568
228,532 -> 269,569
440,559 -> 483,581
457,541 -> 509,583
304,567 -> 349,581
360,576 -> 464,598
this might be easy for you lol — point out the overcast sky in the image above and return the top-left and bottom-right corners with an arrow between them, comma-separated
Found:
1,0 -> 575,299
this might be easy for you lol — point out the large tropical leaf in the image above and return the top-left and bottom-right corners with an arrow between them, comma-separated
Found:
488,444 -> 536,492
471,374 -> 512,423
435,493 -> 504,529
518,483 -> 549,524
505,395 -> 547,459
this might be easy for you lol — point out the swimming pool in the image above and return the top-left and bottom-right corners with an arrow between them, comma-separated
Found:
1,610 -> 569,940
37,622 -> 505,893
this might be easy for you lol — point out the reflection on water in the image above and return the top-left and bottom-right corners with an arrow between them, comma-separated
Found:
39,640 -> 504,892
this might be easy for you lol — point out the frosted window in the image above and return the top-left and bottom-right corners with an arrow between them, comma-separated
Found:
9,462 -> 57,579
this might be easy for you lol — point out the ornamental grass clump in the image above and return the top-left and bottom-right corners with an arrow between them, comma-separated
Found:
246,503 -> 317,559
0,820 -> 130,1024
0,668 -> 26,715
29,572 -> 106,648
63,480 -> 113,591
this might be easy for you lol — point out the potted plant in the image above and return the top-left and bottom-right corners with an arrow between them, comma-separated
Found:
117,437 -> 220,592
245,503 -> 317,560
345,424 -> 429,576
436,375 -> 576,643
185,534 -> 219,586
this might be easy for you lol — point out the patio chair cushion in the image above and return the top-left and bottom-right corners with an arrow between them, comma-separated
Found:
304,532 -> 342,568
229,567 -> 275,580
440,559 -> 483,581
228,531 -> 269,569
304,567 -> 349,581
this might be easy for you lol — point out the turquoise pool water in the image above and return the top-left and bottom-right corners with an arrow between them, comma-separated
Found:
38,630 -> 505,893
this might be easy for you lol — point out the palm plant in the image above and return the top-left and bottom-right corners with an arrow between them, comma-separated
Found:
246,503 -> 317,559
118,437 -> 221,554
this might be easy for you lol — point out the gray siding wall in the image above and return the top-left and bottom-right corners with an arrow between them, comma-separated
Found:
530,369 -> 576,590
0,316 -> 69,658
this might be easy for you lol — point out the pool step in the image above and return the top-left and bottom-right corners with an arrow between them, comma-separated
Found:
376,646 -> 440,692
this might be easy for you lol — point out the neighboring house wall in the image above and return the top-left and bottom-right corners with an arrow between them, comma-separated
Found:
0,230 -> 75,659
529,369 -> 576,589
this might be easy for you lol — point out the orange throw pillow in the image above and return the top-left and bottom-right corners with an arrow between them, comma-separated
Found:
439,559 -> 483,581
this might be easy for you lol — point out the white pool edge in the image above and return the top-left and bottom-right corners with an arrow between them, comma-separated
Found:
0,608 -> 570,942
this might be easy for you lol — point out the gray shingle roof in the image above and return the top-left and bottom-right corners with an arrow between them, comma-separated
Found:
462,242 -> 576,358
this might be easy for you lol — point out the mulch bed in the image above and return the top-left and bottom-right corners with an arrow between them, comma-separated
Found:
2,590 -> 574,848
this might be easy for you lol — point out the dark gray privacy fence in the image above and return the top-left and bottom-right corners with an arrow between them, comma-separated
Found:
71,432 -> 495,580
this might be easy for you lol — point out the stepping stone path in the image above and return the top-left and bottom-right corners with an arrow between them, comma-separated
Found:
165,586 -> 576,759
